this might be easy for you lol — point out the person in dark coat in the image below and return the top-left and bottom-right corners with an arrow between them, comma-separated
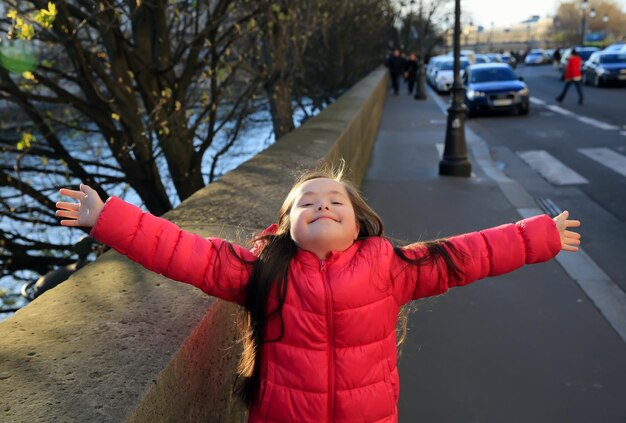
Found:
385,49 -> 405,95
404,52 -> 418,95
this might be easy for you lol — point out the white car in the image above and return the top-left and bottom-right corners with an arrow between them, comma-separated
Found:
431,58 -> 470,93
426,55 -> 448,86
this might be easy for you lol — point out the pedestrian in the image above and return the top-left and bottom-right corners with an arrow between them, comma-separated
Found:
404,52 -> 418,95
385,49 -> 405,95
552,47 -> 562,67
556,48 -> 584,105
56,162 -> 581,422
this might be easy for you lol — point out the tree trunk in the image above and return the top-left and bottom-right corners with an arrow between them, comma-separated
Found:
266,76 -> 295,140
263,4 -> 295,140
415,0 -> 427,100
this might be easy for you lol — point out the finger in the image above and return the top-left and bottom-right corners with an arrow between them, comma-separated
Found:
55,202 -> 79,211
562,244 -> 579,252
565,219 -> 581,228
564,230 -> 581,239
59,188 -> 86,201
564,238 -> 581,246
60,219 -> 81,227
80,183 -> 94,195
56,209 -> 78,219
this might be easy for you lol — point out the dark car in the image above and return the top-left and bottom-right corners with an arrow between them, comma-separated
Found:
559,46 -> 599,79
463,63 -> 529,117
499,54 -> 517,69
584,52 -> 626,86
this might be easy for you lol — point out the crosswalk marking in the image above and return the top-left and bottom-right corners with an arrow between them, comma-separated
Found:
517,150 -> 589,185
578,148 -> 626,178
575,116 -> 619,131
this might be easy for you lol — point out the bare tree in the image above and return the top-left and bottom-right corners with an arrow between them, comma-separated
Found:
0,0 -> 262,280
553,0 -> 626,46
399,0 -> 451,100
296,0 -> 395,112
0,0 -> 398,295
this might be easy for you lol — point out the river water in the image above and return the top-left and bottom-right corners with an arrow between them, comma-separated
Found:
0,105 -> 316,320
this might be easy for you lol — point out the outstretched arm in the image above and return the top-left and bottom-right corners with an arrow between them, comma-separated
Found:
56,184 -> 104,227
56,185 -> 253,305
392,213 -> 578,305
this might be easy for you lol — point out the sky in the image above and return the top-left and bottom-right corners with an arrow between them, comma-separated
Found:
463,0 -> 626,28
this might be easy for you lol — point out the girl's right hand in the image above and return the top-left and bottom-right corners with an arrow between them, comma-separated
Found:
56,184 -> 105,228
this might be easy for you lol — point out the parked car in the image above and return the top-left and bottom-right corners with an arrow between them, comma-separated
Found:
475,54 -> 490,64
603,43 -> 626,53
426,55 -> 448,86
559,47 -> 600,79
524,49 -> 547,65
463,63 -> 529,117
485,53 -> 501,63
460,49 -> 476,64
499,54 -> 517,68
431,58 -> 470,93
583,51 -> 626,86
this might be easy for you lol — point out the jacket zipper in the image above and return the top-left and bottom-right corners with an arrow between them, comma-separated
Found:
321,259 -> 334,422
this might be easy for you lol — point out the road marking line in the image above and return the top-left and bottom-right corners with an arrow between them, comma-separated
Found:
579,148 -> 626,178
545,104 -> 575,116
620,131 -> 626,137
575,116 -> 619,130
519,207 -> 626,345
430,85 -> 626,344
517,150 -> 588,185
538,99 -> 619,131
435,143 -> 444,158
529,96 -> 546,106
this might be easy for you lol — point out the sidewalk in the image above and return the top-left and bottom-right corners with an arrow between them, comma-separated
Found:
360,87 -> 626,422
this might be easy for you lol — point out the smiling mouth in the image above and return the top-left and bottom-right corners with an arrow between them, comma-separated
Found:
311,216 -> 337,223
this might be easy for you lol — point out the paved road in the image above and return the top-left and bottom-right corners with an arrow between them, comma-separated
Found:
459,64 -> 626,294
361,68 -> 626,422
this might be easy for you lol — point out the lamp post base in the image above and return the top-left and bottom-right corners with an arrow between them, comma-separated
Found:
439,159 -> 472,177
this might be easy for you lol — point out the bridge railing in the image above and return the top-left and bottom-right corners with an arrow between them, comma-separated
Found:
0,67 -> 388,422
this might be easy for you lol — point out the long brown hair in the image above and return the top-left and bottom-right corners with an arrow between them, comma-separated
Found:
234,162 -> 463,406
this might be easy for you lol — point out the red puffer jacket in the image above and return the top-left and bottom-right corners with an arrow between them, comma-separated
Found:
91,197 -> 561,423
564,54 -> 583,80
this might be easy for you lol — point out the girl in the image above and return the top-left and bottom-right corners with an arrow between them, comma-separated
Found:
56,166 -> 581,423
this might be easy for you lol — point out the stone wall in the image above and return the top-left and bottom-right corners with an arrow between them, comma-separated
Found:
0,67 -> 388,422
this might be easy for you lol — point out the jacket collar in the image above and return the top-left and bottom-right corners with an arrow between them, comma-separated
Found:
294,240 -> 362,269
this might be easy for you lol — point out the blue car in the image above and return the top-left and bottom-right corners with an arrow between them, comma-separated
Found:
463,63 -> 529,117
583,51 -> 626,87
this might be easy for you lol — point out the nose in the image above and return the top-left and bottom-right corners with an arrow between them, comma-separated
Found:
317,202 -> 330,211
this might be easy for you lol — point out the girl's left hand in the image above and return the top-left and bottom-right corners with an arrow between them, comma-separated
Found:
553,211 -> 581,252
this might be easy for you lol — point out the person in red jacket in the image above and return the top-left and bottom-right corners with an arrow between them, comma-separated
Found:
56,165 -> 581,423
556,48 -> 584,105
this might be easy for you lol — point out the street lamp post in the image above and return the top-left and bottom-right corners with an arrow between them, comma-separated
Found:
444,16 -> 450,54
439,0 -> 471,177
580,0 -> 589,46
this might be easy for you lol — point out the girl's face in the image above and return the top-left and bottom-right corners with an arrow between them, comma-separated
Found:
289,178 -> 359,260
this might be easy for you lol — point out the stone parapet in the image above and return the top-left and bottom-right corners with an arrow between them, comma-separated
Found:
0,67 -> 388,422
